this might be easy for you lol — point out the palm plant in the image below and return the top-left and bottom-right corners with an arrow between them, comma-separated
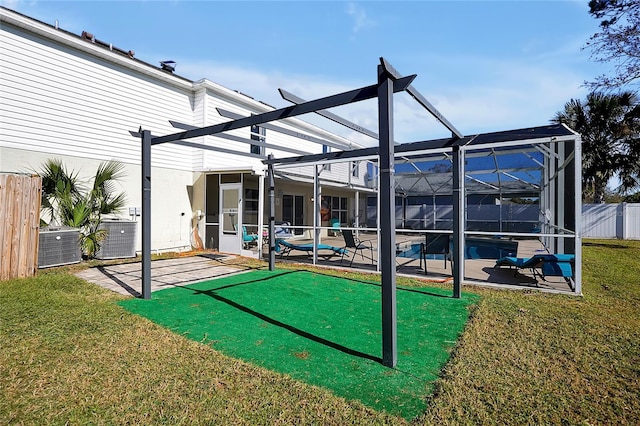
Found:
39,159 -> 127,258
552,91 -> 640,203
39,159 -> 82,226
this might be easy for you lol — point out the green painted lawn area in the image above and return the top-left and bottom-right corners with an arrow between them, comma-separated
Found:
120,269 -> 477,419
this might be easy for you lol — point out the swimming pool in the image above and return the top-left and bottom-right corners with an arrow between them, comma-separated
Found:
396,237 -> 518,260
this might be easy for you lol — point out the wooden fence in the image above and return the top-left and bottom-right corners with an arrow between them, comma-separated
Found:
0,173 -> 42,280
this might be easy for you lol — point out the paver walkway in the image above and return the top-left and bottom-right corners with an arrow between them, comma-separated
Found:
75,254 -> 247,297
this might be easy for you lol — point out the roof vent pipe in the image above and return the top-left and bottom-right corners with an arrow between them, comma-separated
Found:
81,31 -> 95,43
160,60 -> 176,72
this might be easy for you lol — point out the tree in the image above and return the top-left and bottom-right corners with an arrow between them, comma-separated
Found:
585,0 -> 640,89
552,91 -> 640,203
39,159 -> 127,258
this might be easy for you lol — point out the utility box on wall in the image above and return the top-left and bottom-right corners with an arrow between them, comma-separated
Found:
95,219 -> 137,259
38,227 -> 82,268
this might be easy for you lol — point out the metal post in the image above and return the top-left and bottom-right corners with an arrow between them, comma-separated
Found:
141,130 -> 152,299
354,190 -> 360,236
313,165 -> 320,264
557,142 -> 566,253
549,145 -> 557,252
378,65 -> 397,368
452,146 -> 464,299
268,155 -> 276,270
257,173 -> 265,259
376,167 -> 381,271
542,147 -> 551,249
574,136 -> 583,294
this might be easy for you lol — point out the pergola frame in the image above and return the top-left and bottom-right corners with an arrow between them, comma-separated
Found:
134,57 -> 582,368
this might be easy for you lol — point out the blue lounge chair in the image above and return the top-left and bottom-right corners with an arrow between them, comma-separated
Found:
274,221 -> 294,238
275,238 -> 347,259
495,254 -> 574,281
242,226 -> 259,249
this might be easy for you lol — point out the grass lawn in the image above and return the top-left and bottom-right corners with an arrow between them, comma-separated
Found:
1,239 -> 639,424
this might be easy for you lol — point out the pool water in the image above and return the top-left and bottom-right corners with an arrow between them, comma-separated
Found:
397,239 -> 518,261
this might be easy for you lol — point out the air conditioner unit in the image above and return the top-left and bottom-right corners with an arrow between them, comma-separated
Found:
38,227 -> 82,268
95,219 -> 137,259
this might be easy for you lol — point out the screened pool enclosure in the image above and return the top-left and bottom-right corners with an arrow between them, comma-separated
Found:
268,123 -> 582,296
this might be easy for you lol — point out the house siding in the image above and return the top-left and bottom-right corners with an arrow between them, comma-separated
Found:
1,22 -> 195,170
0,6 -> 364,254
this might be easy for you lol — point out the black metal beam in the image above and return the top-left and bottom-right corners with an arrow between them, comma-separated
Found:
131,129 -> 267,159
151,77 -> 415,146
264,146 -> 380,166
171,140 -> 266,160
170,120 -> 311,156
278,89 -> 380,140
379,57 -> 463,139
216,108 -> 351,152
264,135 -> 463,167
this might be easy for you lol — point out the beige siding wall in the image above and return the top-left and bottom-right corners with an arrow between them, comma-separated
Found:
0,147 -> 194,253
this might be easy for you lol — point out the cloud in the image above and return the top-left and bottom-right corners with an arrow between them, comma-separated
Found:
346,2 -> 375,33
0,0 -> 21,9
178,60 -> 361,109
171,51 -> 592,148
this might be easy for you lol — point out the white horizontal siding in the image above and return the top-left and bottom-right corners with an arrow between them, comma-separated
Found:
191,91 -> 206,170
192,89 -> 330,171
203,92 -> 335,158
1,23 -> 195,170
1,11 -> 363,185
275,160 -> 368,188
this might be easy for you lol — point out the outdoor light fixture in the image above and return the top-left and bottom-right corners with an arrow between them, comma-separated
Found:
160,60 -> 176,72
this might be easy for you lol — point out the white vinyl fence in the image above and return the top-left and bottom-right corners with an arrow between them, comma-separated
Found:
582,203 -> 640,240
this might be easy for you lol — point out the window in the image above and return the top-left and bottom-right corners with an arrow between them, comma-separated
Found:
250,124 -> 265,155
282,194 -> 305,235
321,195 -> 348,224
244,188 -> 259,213
351,161 -> 360,178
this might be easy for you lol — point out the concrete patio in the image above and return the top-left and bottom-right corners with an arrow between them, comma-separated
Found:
75,253 -> 249,297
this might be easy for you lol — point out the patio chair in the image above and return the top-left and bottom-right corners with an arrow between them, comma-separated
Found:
420,233 -> 450,275
242,226 -> 259,249
274,221 -> 294,239
495,253 -> 574,281
329,217 -> 342,236
341,229 -> 374,267
275,239 -> 346,259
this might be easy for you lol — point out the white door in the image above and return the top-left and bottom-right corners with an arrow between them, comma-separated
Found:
219,183 -> 242,254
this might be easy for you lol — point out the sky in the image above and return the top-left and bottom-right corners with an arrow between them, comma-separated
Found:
2,0 -> 610,147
